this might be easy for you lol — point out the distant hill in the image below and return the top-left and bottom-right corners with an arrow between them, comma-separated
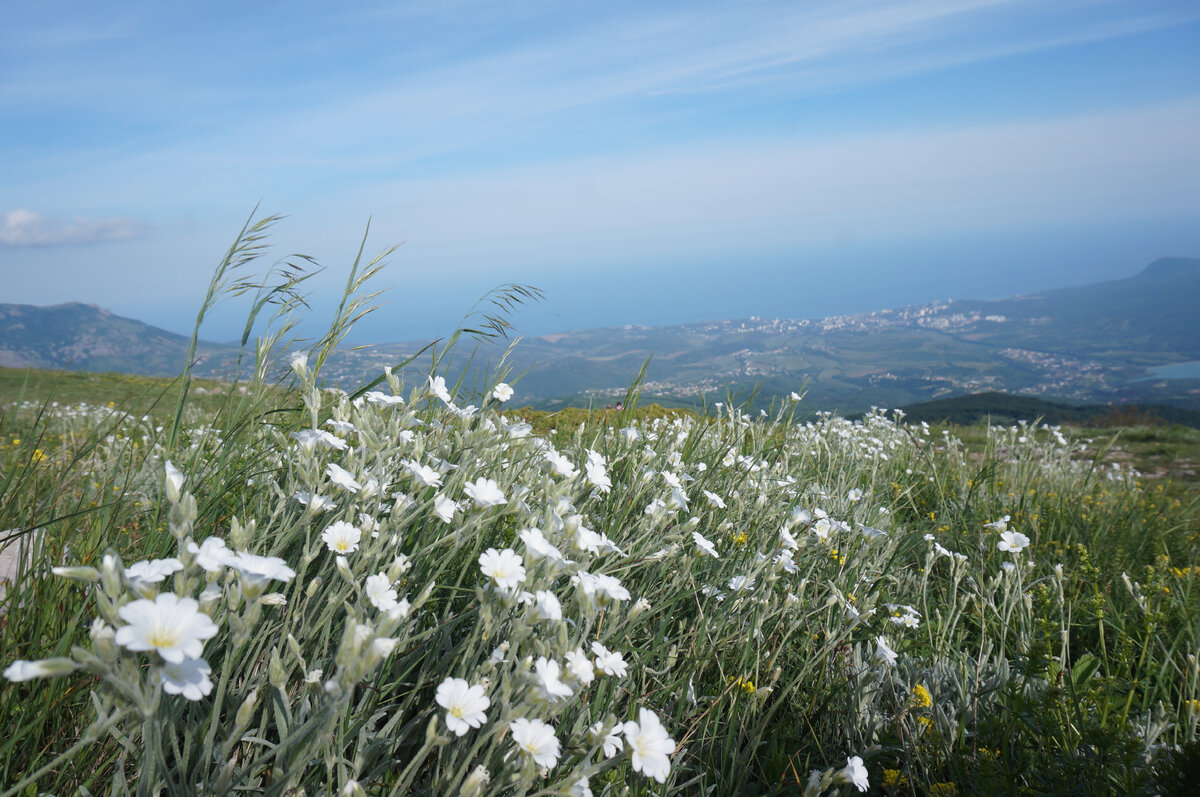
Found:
3,257 -> 1198,413
0,303 -> 236,376
871,392 -> 1200,429
321,256 -> 1200,412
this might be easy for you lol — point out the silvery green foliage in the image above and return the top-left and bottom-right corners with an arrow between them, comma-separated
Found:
5,357 -> 1155,794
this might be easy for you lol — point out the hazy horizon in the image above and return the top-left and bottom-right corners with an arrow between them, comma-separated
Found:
3,1 -> 1199,343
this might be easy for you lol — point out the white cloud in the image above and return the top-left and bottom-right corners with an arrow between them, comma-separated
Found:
0,209 -> 144,247
350,97 -> 1200,265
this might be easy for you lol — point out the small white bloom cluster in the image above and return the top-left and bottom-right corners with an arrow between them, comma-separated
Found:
6,463 -> 296,705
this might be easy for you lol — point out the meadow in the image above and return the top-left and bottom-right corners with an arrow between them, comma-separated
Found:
2,221 -> 1199,795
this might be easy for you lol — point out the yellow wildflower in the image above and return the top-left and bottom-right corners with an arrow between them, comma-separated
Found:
910,684 -> 932,709
728,676 -> 756,695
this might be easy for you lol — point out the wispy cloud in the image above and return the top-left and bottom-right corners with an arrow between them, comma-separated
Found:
0,209 -> 144,247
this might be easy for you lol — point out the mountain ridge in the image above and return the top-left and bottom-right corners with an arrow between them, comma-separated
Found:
2,257 -> 1198,412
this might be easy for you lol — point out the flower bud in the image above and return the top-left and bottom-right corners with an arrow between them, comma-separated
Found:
287,633 -> 306,669
214,760 -> 236,795
424,714 -> 448,747
230,517 -> 253,550
269,648 -> 289,690
235,688 -> 259,728
90,619 -> 118,662
101,554 -> 122,597
51,566 -> 100,583
335,555 -> 355,586
3,657 -> 78,681
339,780 -> 365,797
199,582 -> 223,613
164,461 -> 185,504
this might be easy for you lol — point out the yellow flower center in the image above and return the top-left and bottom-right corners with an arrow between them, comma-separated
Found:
146,625 -> 180,649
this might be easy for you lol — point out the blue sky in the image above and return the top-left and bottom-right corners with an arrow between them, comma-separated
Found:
2,0 -> 1198,342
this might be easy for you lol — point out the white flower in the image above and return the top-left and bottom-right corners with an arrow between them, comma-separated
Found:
427,375 -> 453,404
325,463 -> 362,493
703,490 -> 726,508
460,765 -> 490,797
591,641 -> 628,677
464,477 -> 506,508
228,551 -> 296,586
875,636 -> 898,666
812,517 -> 835,541
998,530 -> 1031,554
289,350 -> 309,377
325,419 -> 357,436
160,656 -> 214,701
510,717 -> 560,769
519,527 -> 572,570
623,707 -> 676,783
321,521 -> 362,554
838,756 -> 869,792
294,491 -> 336,512
365,573 -> 399,611
984,514 -> 1011,532
432,493 -> 458,523
565,648 -> 595,685
187,537 -> 236,572
569,776 -> 592,797
292,429 -> 348,452
164,460 -> 185,503
534,657 -> 574,702
859,523 -> 888,540
727,575 -> 755,592
887,604 -> 921,628
114,593 -> 218,664
590,720 -> 623,758
124,558 -> 183,588
544,450 -> 579,478
491,382 -> 514,402
779,527 -> 800,550
573,570 -> 630,608
847,488 -> 864,502
479,548 -> 526,592
364,390 -> 404,408
532,590 -> 563,622
692,530 -> 719,558
644,498 -> 668,517
585,450 -> 612,493
406,460 -> 443,488
574,525 -> 624,556
435,677 -> 490,736
775,549 -> 798,574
